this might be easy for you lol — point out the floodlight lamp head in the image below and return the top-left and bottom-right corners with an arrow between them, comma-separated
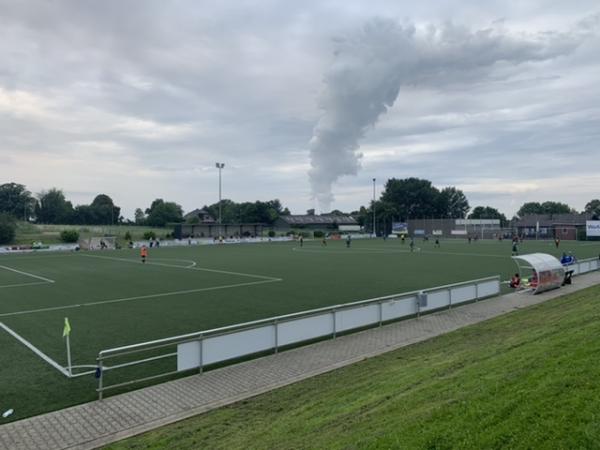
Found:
215,162 -> 225,169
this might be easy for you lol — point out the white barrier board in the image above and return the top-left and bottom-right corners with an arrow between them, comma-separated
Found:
451,285 -> 477,305
335,304 -> 380,332
382,296 -> 417,321
277,313 -> 333,346
203,325 -> 275,365
421,290 -> 450,311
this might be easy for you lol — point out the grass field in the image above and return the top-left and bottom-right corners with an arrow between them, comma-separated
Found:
0,238 -> 599,421
105,284 -> 600,450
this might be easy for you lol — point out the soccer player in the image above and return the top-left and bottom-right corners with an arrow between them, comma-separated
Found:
409,237 -> 415,252
299,235 -> 304,247
140,245 -> 148,264
554,237 -> 560,248
511,241 -> 518,256
434,238 -> 440,248
346,235 -> 351,248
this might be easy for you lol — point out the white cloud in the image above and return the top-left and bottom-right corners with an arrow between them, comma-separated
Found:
0,2 -> 598,218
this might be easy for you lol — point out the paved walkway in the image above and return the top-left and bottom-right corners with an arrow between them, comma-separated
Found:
2,271 -> 600,450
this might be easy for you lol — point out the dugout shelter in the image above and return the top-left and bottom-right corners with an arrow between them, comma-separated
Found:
512,253 -> 565,294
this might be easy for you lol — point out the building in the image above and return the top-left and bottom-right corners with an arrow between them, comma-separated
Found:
274,214 -> 360,232
183,209 -> 215,224
513,213 -> 592,240
406,218 -> 501,238
173,222 -> 266,239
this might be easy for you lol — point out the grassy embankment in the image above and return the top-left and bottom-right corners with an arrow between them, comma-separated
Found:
12,222 -> 170,245
107,285 -> 600,450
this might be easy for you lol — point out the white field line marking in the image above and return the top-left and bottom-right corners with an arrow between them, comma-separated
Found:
292,246 -> 509,259
0,265 -> 55,283
0,254 -> 77,261
0,281 -> 53,289
0,321 -> 69,377
79,253 -> 279,280
0,278 -> 282,318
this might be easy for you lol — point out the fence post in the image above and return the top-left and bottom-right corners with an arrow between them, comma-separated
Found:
274,320 -> 279,354
448,288 -> 452,310
332,309 -> 337,338
378,301 -> 383,327
199,334 -> 204,374
475,283 -> 479,301
97,356 -> 104,401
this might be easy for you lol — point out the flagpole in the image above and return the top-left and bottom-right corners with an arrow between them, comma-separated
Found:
63,317 -> 72,377
66,334 -> 72,377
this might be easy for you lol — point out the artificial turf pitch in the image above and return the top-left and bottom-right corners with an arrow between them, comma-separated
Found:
0,238 -> 599,421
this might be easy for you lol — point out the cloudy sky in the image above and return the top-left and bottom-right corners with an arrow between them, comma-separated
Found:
1,1 -> 599,219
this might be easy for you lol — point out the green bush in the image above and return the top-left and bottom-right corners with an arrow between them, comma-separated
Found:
0,213 -> 16,244
60,230 -> 80,243
268,230 -> 276,237
313,230 -> 324,238
143,231 -> 156,240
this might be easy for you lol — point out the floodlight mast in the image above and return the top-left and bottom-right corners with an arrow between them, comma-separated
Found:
216,162 -> 225,236
372,178 -> 376,238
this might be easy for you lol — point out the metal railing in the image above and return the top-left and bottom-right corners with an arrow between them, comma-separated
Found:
95,275 -> 501,399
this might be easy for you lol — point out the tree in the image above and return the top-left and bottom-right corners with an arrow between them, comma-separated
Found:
89,194 -> 120,225
306,209 -> 315,216
469,206 -> 508,227
438,187 -> 470,219
145,199 -> 183,227
35,189 -> 74,224
584,199 -> 600,218
0,213 -> 16,244
381,178 -> 441,220
202,199 -> 291,225
517,201 -> 573,217
0,183 -> 35,220
134,208 -> 146,225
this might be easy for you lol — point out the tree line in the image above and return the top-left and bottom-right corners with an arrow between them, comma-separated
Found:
350,178 -> 600,235
1,180 -> 598,233
0,182 -> 293,228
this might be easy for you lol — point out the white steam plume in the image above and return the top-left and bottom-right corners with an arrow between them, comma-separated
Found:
308,18 -> 587,212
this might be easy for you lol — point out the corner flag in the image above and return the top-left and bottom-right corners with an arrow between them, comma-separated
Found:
63,317 -> 71,338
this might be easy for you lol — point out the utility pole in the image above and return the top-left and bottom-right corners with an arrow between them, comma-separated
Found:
372,178 -> 376,238
216,163 -> 225,236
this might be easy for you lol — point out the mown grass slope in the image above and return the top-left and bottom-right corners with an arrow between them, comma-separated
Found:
106,285 -> 600,450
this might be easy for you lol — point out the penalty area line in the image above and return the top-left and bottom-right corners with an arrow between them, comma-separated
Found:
0,265 -> 56,284
0,278 -> 283,318
0,321 -> 69,377
79,253 -> 279,281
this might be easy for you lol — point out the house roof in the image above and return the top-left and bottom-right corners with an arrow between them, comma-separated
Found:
278,214 -> 358,225
183,209 -> 215,221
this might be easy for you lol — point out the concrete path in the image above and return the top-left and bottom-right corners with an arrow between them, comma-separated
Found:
1,271 -> 599,450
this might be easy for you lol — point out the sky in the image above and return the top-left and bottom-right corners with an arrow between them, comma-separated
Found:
1,0 -> 599,219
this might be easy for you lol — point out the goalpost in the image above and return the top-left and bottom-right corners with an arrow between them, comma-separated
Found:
78,236 -> 117,250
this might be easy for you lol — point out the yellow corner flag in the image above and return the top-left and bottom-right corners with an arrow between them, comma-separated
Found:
63,317 -> 71,338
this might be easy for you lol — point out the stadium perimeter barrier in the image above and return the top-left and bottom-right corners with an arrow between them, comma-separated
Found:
570,257 -> 600,275
94,276 -> 501,399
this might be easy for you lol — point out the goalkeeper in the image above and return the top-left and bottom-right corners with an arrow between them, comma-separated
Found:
140,245 -> 148,264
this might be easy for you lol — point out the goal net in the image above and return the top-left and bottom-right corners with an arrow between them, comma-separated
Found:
79,236 -> 117,250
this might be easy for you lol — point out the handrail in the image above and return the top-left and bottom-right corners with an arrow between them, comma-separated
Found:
99,275 -> 500,357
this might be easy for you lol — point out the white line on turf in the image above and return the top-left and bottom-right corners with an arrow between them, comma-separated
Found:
291,247 -> 508,258
79,253 -> 279,280
0,281 -> 54,289
0,278 -> 282,318
0,265 -> 55,283
0,321 -> 69,377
